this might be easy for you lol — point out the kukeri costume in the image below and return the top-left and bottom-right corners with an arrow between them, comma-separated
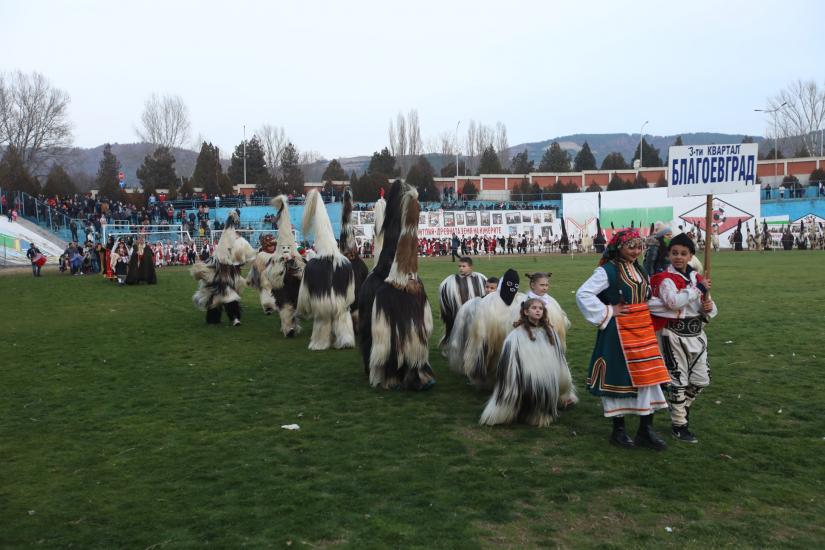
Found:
438,268 -> 486,352
297,190 -> 355,350
246,234 -> 278,315
191,211 -> 256,325
340,189 -> 369,331
263,195 -> 306,338
358,180 -> 435,390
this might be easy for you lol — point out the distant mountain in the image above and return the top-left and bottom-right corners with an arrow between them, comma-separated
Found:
58,132 -> 768,191
506,132 -> 768,168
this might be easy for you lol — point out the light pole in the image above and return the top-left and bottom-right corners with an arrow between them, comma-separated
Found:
243,124 -> 247,187
455,120 -> 461,198
755,102 -> 787,195
639,120 -> 649,169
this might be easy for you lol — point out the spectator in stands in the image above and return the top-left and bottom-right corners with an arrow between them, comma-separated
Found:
765,184 -> 771,200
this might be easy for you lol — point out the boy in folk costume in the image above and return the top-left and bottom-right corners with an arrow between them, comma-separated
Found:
575,228 -> 672,450
447,269 -> 527,388
358,180 -> 435,390
263,196 -> 306,338
297,190 -> 355,350
480,298 -> 578,427
191,210 -> 256,325
438,256 -> 486,353
649,234 -> 717,443
340,189 -> 369,331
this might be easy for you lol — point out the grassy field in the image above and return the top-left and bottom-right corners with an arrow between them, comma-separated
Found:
1,251 -> 824,549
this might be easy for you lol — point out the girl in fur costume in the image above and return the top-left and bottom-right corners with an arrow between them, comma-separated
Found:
524,272 -> 570,351
263,196 -> 306,338
191,210 -> 256,325
447,269 -> 527,388
297,191 -> 355,349
340,189 -> 369,331
246,234 -> 278,315
358,180 -> 435,390
480,298 -> 578,427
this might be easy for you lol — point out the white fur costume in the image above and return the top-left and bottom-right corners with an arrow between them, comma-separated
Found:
262,195 -> 306,337
480,322 -> 578,427
438,270 -> 487,352
297,191 -> 355,350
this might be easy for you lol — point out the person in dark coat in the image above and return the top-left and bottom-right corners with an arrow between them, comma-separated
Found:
126,236 -> 157,284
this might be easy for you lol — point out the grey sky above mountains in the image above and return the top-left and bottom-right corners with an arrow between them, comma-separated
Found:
3,0 -> 822,159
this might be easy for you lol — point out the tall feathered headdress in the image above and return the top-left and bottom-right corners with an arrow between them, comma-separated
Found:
213,210 -> 255,265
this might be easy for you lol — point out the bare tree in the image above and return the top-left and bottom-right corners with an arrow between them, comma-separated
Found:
257,124 -> 287,177
475,123 -> 493,167
135,93 -> 191,149
768,79 -> 825,156
407,109 -> 422,162
299,150 -> 323,166
0,71 -> 73,176
465,120 -> 477,173
495,121 -> 509,168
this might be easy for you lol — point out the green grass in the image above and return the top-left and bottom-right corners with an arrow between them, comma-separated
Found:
1,251 -> 824,549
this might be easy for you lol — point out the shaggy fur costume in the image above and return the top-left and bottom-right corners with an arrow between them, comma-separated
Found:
262,195 -> 306,337
479,308 -> 578,427
448,270 -> 526,388
340,189 -> 369,331
358,180 -> 435,390
191,211 -> 256,324
438,270 -> 487,352
246,235 -> 277,314
297,190 -> 355,349
372,196 -> 387,261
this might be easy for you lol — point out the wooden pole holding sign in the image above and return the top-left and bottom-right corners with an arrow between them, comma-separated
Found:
704,194 -> 713,279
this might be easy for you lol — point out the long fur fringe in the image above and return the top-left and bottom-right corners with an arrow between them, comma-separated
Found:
298,190 -> 355,350
340,189 -> 369,320
479,326 -> 578,427
447,291 -> 527,388
438,272 -> 487,352
262,196 -> 306,336
372,197 -> 387,262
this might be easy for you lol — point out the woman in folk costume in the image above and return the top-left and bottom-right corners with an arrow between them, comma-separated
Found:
263,196 -> 306,338
297,190 -> 355,350
575,228 -> 672,450
126,236 -> 157,285
480,298 -> 578,427
246,234 -> 278,315
358,180 -> 435,390
191,210 -> 256,325
447,269 -> 527,388
524,272 -> 570,352
340,189 -> 369,331
438,256 -> 486,353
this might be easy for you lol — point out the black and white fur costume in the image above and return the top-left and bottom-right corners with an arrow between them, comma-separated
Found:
262,195 -> 306,337
297,190 -> 355,350
340,189 -> 369,331
447,269 -> 527,388
438,268 -> 486,353
191,210 -> 256,325
371,195 -> 386,263
358,180 -> 435,390
479,299 -> 578,427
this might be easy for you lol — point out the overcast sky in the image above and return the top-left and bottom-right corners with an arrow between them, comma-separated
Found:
2,0 -> 823,159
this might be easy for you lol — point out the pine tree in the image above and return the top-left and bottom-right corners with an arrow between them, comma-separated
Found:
509,150 -> 534,174
477,144 -> 504,174
585,181 -> 602,192
673,136 -> 684,146
96,143 -> 123,200
405,156 -> 439,201
42,165 -> 76,197
461,181 -> 478,198
573,141 -> 597,171
367,148 -> 398,177
280,142 -> 304,196
191,142 -> 225,196
0,146 -> 40,195
538,142 -> 571,172
228,136 -> 269,187
600,152 -> 629,170
632,138 -> 663,167
136,145 -> 177,200
440,160 -> 466,177
322,159 -> 348,182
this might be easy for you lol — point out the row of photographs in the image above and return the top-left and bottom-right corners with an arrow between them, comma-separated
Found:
352,210 -> 555,227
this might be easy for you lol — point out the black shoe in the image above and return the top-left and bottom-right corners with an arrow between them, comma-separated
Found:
609,417 -> 635,449
635,415 -> 668,451
671,425 -> 698,444
286,328 -> 295,338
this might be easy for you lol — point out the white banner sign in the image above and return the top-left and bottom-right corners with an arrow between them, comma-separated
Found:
350,210 -> 558,240
668,143 -> 759,197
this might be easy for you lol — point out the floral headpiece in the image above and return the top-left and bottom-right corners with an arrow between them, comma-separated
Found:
599,228 -> 642,266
